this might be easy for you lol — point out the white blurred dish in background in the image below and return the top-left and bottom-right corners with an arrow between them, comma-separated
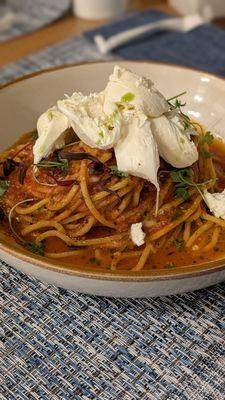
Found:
169,0 -> 225,19
72,0 -> 128,20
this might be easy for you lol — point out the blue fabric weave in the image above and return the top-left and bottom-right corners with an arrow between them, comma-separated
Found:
85,10 -> 225,76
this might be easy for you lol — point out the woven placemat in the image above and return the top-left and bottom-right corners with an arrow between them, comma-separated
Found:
0,36 -> 112,85
0,0 -> 71,43
0,32 -> 225,399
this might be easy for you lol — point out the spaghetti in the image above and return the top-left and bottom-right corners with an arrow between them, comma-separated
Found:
1,125 -> 225,272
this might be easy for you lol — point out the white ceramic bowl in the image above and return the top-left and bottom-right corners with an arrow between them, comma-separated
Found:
1,60 -> 225,297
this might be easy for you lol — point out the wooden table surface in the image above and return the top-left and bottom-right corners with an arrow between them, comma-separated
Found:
0,0 -> 225,68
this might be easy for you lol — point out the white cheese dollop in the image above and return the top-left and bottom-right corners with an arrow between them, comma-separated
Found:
151,115 -> 198,168
103,65 -> 169,117
33,65 -> 199,188
57,92 -> 122,150
115,116 -> 160,188
33,107 -> 70,164
131,222 -> 146,247
203,189 -> 225,220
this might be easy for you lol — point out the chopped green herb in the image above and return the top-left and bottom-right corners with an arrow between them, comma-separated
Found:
165,262 -> 177,269
98,131 -> 104,139
121,92 -> 135,102
47,111 -> 54,120
26,242 -> 45,256
110,166 -> 129,178
173,238 -> 184,250
0,180 -> 9,196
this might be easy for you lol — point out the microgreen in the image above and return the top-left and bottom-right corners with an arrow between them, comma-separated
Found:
170,168 -> 192,200
170,168 -> 213,202
25,242 -> 45,256
167,91 -> 191,129
0,180 -> 9,196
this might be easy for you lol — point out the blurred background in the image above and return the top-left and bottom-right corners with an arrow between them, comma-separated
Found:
1,0 -> 225,70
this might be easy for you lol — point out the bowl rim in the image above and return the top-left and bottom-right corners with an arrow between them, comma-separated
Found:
1,59 -> 225,282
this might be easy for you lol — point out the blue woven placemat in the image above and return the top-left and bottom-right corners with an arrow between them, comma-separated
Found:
0,0 -> 71,43
1,12 -> 225,399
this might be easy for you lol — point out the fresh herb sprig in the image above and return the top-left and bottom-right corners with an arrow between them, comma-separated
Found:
167,91 -> 191,129
170,168 -> 213,202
